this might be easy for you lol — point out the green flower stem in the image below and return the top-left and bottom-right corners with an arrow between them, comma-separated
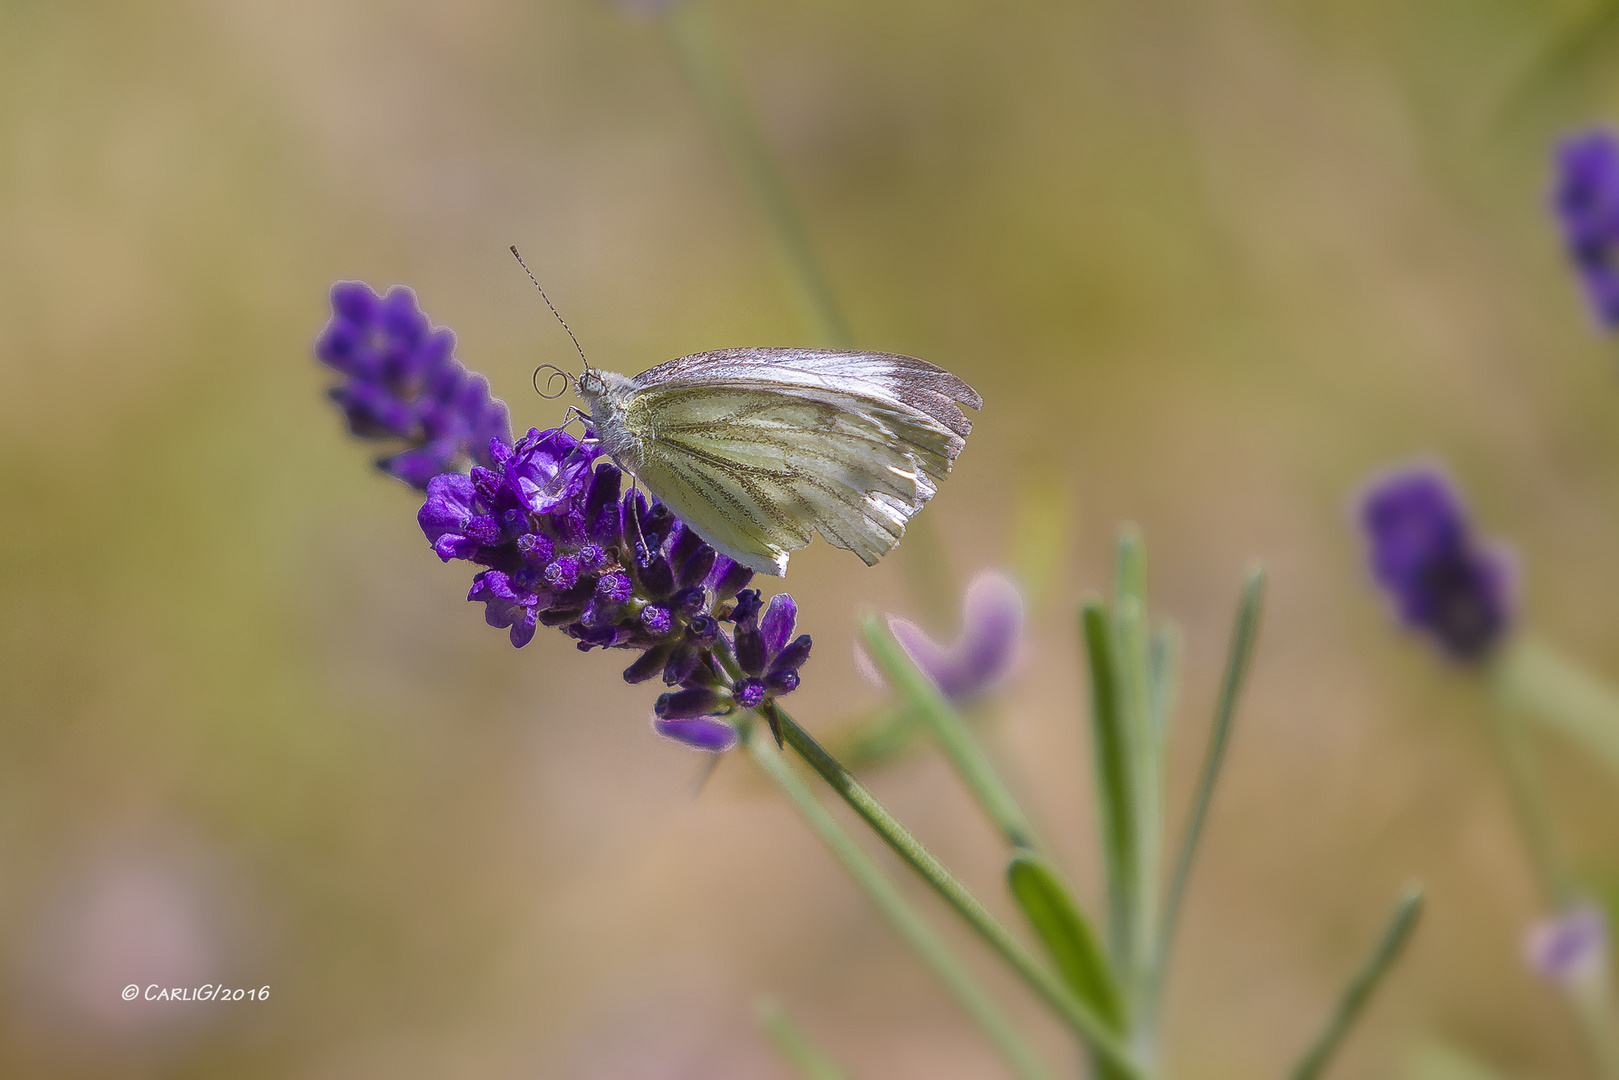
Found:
1484,699 -> 1574,908
660,0 -> 853,348
1492,636 -> 1619,782
1146,568 -> 1265,1025
859,612 -> 1040,850
764,703 -> 1149,1080
756,999 -> 855,1080
1486,641 -> 1619,1078
1288,887 -> 1425,1080
745,721 -> 1052,1080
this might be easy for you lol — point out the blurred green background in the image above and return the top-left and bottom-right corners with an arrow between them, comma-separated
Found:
4,0 -> 1619,1076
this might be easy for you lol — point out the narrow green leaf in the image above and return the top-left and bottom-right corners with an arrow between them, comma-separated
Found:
1081,600 -> 1138,984
1009,854 -> 1130,1080
757,999 -> 855,1080
1149,566 -> 1264,1025
1492,636 -> 1619,782
862,612 -> 1038,850
1149,621 -> 1182,745
1113,525 -> 1147,609
1008,854 -> 1123,1027
1290,887 -> 1426,1080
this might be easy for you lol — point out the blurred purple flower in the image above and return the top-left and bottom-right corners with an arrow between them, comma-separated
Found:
1524,904 -> 1609,986
1357,463 -> 1515,662
316,282 -> 511,489
860,570 -> 1025,700
1554,128 -> 1619,328
317,281 -> 810,748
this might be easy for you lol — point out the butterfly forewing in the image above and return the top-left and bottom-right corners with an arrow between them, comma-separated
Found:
616,349 -> 979,576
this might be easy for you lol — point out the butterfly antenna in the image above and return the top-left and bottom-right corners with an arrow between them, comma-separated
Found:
510,245 -> 590,377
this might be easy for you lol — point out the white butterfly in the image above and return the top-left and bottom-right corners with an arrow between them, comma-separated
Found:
575,348 -> 981,576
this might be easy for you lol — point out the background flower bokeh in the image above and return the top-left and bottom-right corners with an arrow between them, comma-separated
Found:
4,1 -> 1619,1077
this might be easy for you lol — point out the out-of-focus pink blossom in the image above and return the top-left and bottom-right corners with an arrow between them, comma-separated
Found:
858,570 -> 1025,701
1524,903 -> 1609,986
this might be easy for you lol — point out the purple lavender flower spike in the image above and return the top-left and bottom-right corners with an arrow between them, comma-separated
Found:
1357,462 -> 1516,662
1554,129 -> 1619,328
321,280 -> 811,752
869,570 -> 1026,701
653,716 -> 739,753
316,282 -> 511,488
1524,904 -> 1609,986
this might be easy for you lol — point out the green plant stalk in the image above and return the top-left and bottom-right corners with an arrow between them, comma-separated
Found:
757,999 -> 856,1080
1148,622 -> 1182,746
1564,973 -> 1619,1080
1288,887 -> 1425,1080
1484,698 -> 1574,909
860,612 -> 1039,850
1081,602 -> 1140,998
1146,567 -> 1265,1029
765,703 -> 1149,1080
660,0 -> 853,348
1492,636 -> 1619,781
1488,648 -> 1619,1079
745,720 -> 1051,1080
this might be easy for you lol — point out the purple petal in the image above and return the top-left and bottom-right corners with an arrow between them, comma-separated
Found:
432,534 -> 481,562
418,473 -> 477,541
953,571 -> 1025,691
706,556 -> 753,603
653,716 -> 738,752
760,593 -> 798,656
886,570 -> 1024,701
769,634 -> 812,675
330,280 -> 382,323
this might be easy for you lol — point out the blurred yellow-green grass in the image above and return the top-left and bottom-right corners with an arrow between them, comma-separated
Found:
4,0 -> 1619,1076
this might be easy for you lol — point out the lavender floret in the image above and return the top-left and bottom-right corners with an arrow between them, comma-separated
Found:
1554,128 -> 1619,328
1357,463 -> 1515,662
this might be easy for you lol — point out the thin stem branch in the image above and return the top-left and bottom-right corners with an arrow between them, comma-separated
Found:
745,722 -> 1051,1080
765,703 -> 1149,1080
860,612 -> 1039,850
1486,699 -> 1574,908
757,999 -> 855,1080
1288,887 -> 1425,1080
1146,567 -> 1264,1024
660,1 -> 853,348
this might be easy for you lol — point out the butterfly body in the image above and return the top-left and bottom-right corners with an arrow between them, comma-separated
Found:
577,349 -> 980,577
